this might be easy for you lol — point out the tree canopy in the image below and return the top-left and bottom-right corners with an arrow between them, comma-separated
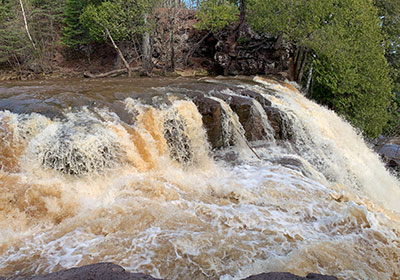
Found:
244,0 -> 394,137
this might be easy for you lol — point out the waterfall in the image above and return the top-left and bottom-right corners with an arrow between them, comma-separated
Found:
0,77 -> 399,280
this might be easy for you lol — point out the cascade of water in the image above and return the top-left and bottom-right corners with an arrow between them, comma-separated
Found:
207,96 -> 247,148
0,77 -> 400,280
252,76 -> 400,212
219,88 -> 276,142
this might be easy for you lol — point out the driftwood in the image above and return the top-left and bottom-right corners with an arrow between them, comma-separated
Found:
83,67 -> 140,79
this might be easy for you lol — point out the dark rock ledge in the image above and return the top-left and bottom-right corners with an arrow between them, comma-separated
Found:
4,262 -> 338,280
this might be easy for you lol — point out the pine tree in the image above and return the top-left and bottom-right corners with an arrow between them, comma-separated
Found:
195,0 -> 239,31
0,0 -> 31,69
247,0 -> 393,138
62,0 -> 90,49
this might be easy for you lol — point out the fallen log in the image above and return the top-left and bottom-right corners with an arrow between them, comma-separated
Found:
84,67 -> 141,79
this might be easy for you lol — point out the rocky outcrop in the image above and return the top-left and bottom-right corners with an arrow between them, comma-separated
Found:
188,22 -> 292,77
212,90 -> 272,141
375,137 -> 400,176
152,8 -> 292,77
179,84 -> 293,149
189,92 -> 226,149
215,29 -> 290,76
22,263 -> 160,280
243,272 -> 338,280
9,263 -> 338,280
183,84 -> 294,149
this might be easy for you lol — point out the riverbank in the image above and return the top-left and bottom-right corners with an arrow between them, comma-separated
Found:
0,9 -> 292,82
4,262 -> 337,280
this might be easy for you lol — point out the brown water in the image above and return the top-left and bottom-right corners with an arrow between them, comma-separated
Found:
0,76 -> 400,279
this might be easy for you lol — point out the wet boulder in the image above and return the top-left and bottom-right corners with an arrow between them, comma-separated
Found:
243,272 -> 338,280
188,92 -> 225,149
25,262 -> 160,280
375,139 -> 400,175
236,89 -> 273,108
17,263 -> 338,280
263,106 -> 294,141
232,88 -> 293,141
213,91 -> 272,142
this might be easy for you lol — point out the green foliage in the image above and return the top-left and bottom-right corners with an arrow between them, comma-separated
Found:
248,0 -> 332,47
237,36 -> 248,45
375,0 -> 400,135
195,0 -> 239,31
62,0 -> 91,49
248,0 -> 394,138
80,0 -> 159,43
0,0 -> 32,68
375,0 -> 400,92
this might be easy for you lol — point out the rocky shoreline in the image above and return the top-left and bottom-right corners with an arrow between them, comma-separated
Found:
4,263 -> 337,280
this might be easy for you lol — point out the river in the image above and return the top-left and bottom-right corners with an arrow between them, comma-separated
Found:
0,76 -> 399,279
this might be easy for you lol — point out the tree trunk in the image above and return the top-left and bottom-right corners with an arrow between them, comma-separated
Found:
288,55 -> 296,81
297,49 -> 308,84
142,13 -> 152,74
294,46 -> 303,79
305,61 -> 313,94
105,28 -> 131,77
19,0 -> 36,50
84,67 -> 140,78
184,30 -> 212,65
170,2 -> 176,70
239,0 -> 247,25
167,0 -> 176,71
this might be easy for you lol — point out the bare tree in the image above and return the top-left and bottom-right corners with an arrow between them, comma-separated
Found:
105,28 -> 131,77
142,12 -> 152,73
19,0 -> 36,51
167,0 -> 176,70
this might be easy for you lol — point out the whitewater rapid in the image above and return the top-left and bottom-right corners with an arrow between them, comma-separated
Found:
0,77 -> 399,279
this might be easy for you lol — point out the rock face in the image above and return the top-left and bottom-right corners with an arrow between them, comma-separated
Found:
375,137 -> 400,175
189,92 -> 226,148
189,23 -> 292,77
9,263 -> 338,280
214,25 -> 291,76
151,9 -> 292,77
23,263 -> 161,280
185,85 -> 294,149
243,272 -> 338,280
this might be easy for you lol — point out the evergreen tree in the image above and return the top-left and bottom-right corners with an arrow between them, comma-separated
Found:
0,0 -> 32,69
62,0 -> 90,49
195,0 -> 239,31
375,0 -> 400,93
247,0 -> 393,138
375,0 -> 400,135
80,0 -> 160,73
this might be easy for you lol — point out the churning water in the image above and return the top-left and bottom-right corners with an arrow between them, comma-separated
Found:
0,77 -> 399,279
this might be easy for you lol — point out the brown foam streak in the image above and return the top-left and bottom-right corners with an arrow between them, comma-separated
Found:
139,109 -> 167,155
125,127 -> 155,171
0,117 -> 25,172
0,172 -> 77,236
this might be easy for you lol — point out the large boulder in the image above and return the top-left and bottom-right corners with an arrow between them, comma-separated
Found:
243,272 -> 338,280
375,137 -> 400,175
188,92 -> 225,149
23,263 -> 160,280
212,90 -> 271,141
12,263 -> 338,280
186,85 -> 295,148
